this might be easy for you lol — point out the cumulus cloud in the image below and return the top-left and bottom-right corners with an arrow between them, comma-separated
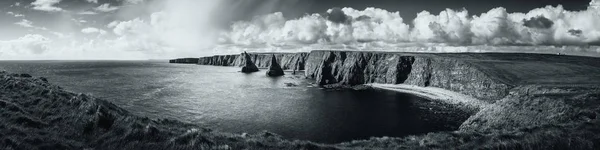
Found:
95,3 -> 119,12
6,12 -> 25,17
222,0 -> 600,51
81,27 -> 107,35
6,0 -> 600,60
31,0 -> 63,12
410,9 -> 472,44
11,2 -> 21,7
326,8 -> 351,24
14,19 -> 48,30
224,7 -> 411,47
14,19 -> 33,28
0,34 -> 51,57
85,0 -> 98,3
523,16 -> 554,29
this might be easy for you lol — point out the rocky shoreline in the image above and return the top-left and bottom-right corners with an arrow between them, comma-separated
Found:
2,51 -> 600,149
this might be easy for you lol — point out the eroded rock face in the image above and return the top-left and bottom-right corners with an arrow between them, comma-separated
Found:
266,54 -> 285,77
241,52 -> 259,73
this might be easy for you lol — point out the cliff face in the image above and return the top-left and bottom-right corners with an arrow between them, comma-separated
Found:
197,55 -> 238,66
304,51 -> 512,102
197,53 -> 310,70
193,51 -> 514,101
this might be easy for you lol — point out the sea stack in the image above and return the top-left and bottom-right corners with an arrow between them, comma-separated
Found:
241,51 -> 259,73
266,54 -> 285,77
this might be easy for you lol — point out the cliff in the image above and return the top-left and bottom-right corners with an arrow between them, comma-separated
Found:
169,58 -> 199,64
190,50 -> 600,102
304,51 -> 513,102
197,52 -> 310,70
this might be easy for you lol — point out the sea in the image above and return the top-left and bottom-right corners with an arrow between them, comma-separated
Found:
0,60 -> 472,143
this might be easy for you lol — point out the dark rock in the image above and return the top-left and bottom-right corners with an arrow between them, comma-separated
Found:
266,54 -> 285,77
145,124 -> 159,135
284,82 -> 298,87
241,51 -> 259,73
20,74 -> 32,78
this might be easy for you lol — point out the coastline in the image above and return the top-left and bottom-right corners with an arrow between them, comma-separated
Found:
2,50 -> 600,149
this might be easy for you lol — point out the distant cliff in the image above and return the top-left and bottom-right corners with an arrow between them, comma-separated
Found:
196,52 -> 310,70
169,58 -> 199,64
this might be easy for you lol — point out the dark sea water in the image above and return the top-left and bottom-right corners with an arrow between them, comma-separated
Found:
0,60 -> 472,143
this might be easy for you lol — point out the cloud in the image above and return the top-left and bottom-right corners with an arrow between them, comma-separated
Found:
10,2 -> 21,7
31,0 -> 63,12
81,27 -> 107,35
14,19 -> 34,28
124,0 -> 145,4
410,9 -> 471,44
326,8 -> 350,24
85,0 -> 98,3
78,11 -> 98,15
523,16 -> 554,29
224,7 -> 411,46
6,12 -> 25,17
7,0 -> 600,60
0,34 -> 51,57
223,1 -> 600,51
107,21 -> 119,28
95,3 -> 119,12
14,19 -> 48,30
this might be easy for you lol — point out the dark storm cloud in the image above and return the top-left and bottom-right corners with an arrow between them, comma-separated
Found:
568,29 -> 583,37
523,16 -> 554,29
325,7 -> 350,24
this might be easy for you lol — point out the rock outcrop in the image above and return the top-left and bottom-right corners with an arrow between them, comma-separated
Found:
266,54 -> 285,77
241,52 -> 259,73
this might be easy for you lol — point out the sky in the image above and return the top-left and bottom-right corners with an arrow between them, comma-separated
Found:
0,0 -> 599,60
